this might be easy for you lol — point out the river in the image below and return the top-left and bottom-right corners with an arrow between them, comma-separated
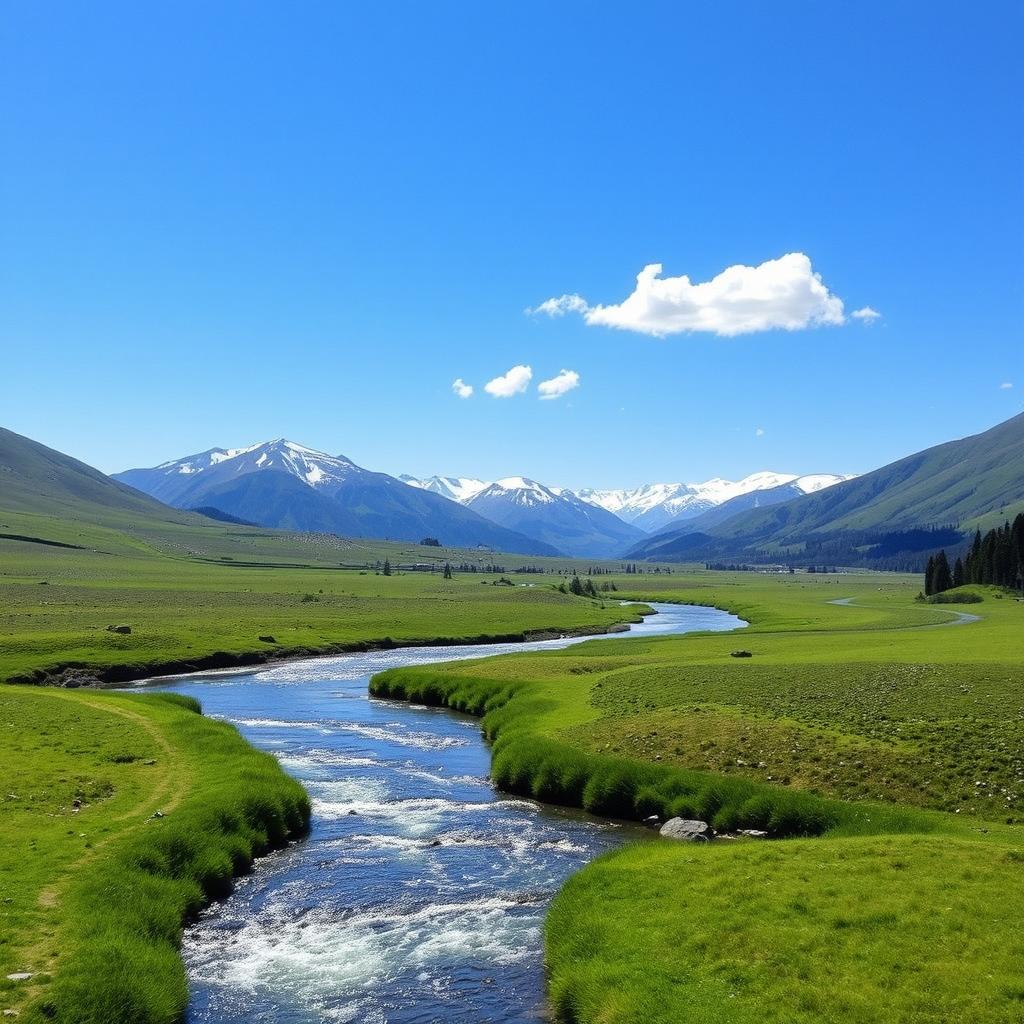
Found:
145,602 -> 745,1023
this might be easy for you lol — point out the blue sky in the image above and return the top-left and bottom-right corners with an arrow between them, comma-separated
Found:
2,2 -> 1021,488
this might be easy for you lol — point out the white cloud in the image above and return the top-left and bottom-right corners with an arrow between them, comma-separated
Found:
531,252 -> 847,337
755,427 -> 766,437
484,364 -> 532,398
999,381 -> 1014,390
852,306 -> 882,323
527,294 -> 589,317
451,378 -> 473,399
538,368 -> 580,400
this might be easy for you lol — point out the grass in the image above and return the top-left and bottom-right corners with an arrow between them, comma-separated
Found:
547,833 -> 1024,1024
369,569 -> 1024,1023
0,685 -> 310,1023
0,506 -> 652,685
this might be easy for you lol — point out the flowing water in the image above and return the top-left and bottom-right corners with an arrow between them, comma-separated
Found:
145,602 -> 745,1023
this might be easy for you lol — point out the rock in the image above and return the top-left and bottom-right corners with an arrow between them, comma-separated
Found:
642,814 -> 661,828
151,810 -> 165,819
106,624 -> 132,634
659,818 -> 712,842
6,973 -> 32,981
258,635 -> 277,644
738,829 -> 768,839
730,650 -> 753,658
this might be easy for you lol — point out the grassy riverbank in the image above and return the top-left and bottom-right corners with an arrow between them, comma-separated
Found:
0,686 -> 310,1023
370,571 -> 1024,1023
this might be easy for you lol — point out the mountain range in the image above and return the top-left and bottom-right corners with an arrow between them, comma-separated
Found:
12,409 -> 1013,567
113,440 -> 558,556
627,411 -> 1024,567
462,477 -> 645,558
400,471 -> 851,557
575,473 -> 851,531
113,445 -> 855,560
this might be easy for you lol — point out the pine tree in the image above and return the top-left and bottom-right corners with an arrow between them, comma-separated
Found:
925,555 -> 935,596
568,574 -> 584,596
443,562 -> 452,579
953,556 -> 964,589
382,557 -> 392,576
933,550 -> 953,594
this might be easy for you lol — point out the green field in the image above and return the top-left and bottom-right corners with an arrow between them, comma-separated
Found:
0,686 -> 309,1023
370,571 -> 1024,1023
0,506 -> 650,685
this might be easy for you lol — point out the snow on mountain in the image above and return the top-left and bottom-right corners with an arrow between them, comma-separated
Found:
403,469 -> 854,534
577,473 -> 853,532
465,477 -> 645,558
400,475 -> 491,503
143,439 -> 360,499
113,442 -> 560,555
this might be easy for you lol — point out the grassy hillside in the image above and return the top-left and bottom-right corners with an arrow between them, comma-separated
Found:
0,687 -> 309,1023
369,571 -> 1024,1023
629,412 -> 1024,565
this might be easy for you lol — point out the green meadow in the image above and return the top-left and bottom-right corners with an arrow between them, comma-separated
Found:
0,506 -> 646,685
371,571 -> 1024,1023
0,686 -> 309,1023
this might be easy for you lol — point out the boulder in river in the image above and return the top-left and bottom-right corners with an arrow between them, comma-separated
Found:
659,818 -> 712,842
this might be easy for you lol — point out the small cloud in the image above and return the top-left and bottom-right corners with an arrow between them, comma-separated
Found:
755,427 -> 766,437
527,294 -> 590,317
999,381 -> 1014,390
484,364 -> 533,398
451,378 -> 473,399
538,368 -> 580,400
852,306 -> 882,324
530,253 -> 848,337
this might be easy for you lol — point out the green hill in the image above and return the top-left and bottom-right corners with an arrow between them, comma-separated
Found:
0,427 -> 196,527
628,412 -> 1024,566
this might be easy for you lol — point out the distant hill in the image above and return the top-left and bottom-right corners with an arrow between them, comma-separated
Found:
115,439 -> 558,555
0,426 -> 195,527
627,413 -> 1024,567
465,477 -> 645,558
189,506 -> 258,526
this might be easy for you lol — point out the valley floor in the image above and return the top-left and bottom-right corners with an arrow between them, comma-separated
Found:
0,510 -> 643,686
371,572 -> 1024,1023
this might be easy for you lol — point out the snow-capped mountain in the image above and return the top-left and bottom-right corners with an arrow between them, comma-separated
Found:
114,441 -> 559,555
643,474 -> 857,537
118,439 -> 360,505
577,473 -> 853,532
465,477 -> 645,558
400,475 -> 490,504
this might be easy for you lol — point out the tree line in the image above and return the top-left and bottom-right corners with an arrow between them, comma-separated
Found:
925,513 -> 1024,595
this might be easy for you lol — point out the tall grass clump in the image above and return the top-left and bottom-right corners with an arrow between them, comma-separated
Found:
372,666 -> 853,838
24,699 -> 310,1024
